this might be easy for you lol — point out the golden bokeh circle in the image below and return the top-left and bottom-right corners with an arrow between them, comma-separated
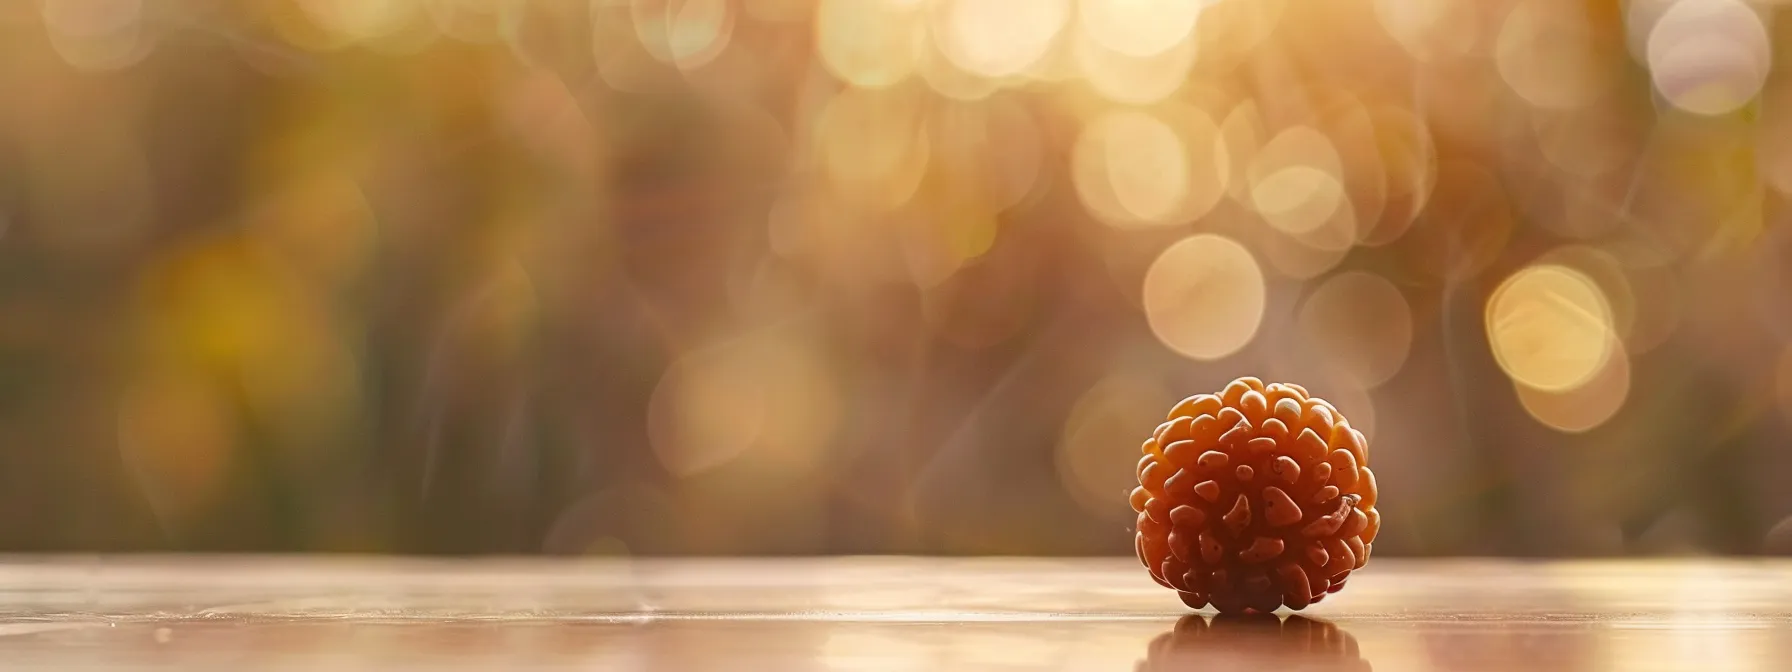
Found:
815,0 -> 923,88
1516,336 -> 1631,433
1495,0 -> 1615,110
1142,234 -> 1266,361
929,0 -> 1068,78
1077,0 -> 1203,58
1486,264 -> 1617,392
1248,126 -> 1349,240
1645,0 -> 1770,116
1073,107 -> 1227,229
1056,374 -> 1169,516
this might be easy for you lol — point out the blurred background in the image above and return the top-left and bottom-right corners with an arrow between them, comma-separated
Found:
1,0 -> 1790,557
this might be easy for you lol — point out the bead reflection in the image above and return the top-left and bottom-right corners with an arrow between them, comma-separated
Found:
1138,614 -> 1370,671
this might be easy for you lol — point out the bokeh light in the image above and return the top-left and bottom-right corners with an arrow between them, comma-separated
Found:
6,0 -> 1792,558
1515,335 -> 1630,433
1645,0 -> 1770,116
816,0 -> 924,88
426,0 -> 504,43
1529,99 -> 1642,181
1079,0 -> 1204,58
1374,0 -> 1479,62
1361,104 -> 1438,246
41,0 -> 152,71
815,86 -> 932,213
1141,234 -> 1266,361
647,336 -> 840,478
1073,107 -> 1227,229
1074,110 -> 1187,227
1537,245 -> 1637,346
929,97 -> 1044,212
1312,95 -> 1388,239
1191,0 -> 1281,71
930,0 -> 1069,78
630,0 -> 737,71
1256,213 -> 1354,280
1220,99 -> 1268,208
1248,125 -> 1347,237
1486,264 -> 1616,393
1495,0 -> 1615,110
1056,374 -> 1168,516
1299,271 -> 1414,389
1071,18 -> 1200,105
297,0 -> 419,44
665,0 -> 735,71
916,29 -> 1003,100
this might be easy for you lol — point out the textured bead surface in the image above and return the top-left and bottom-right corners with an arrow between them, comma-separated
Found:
1131,377 -> 1380,614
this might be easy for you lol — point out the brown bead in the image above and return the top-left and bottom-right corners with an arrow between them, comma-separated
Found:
1134,376 -> 1379,614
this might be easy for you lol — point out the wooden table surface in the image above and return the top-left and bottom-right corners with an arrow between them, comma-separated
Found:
0,557 -> 1787,670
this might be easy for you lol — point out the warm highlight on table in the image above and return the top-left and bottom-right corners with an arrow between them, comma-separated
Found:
0,557 -> 1788,670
